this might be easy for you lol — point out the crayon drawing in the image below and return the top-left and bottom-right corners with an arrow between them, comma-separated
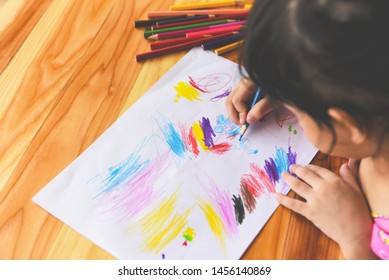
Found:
33,48 -> 317,259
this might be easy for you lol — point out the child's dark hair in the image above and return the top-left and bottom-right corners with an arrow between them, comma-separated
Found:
241,0 -> 389,151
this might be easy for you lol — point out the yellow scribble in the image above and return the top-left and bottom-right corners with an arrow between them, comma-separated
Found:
192,122 -> 208,151
183,227 -> 196,242
197,199 -> 226,252
173,82 -> 202,102
138,192 -> 191,254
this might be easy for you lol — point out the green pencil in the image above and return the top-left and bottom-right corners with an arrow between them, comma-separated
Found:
143,19 -> 234,37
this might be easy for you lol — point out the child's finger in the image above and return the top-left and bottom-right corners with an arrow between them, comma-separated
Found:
276,193 -> 307,217
305,164 -> 336,180
289,164 -> 323,188
282,172 -> 312,198
246,97 -> 272,124
225,94 -> 240,124
339,163 -> 359,189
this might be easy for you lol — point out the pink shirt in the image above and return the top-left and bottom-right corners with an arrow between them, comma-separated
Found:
371,213 -> 389,259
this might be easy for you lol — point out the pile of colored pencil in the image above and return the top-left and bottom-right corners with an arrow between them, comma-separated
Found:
134,0 -> 251,62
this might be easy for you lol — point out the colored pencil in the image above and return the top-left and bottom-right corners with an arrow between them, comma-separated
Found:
144,19 -> 236,37
147,9 -> 250,18
134,15 -> 187,28
147,21 -> 244,40
136,33 -> 235,62
170,0 -> 245,11
214,40 -> 244,55
186,25 -> 245,39
201,33 -> 243,50
150,37 -> 205,50
152,13 -> 248,30
155,15 -> 210,26
147,25 -> 211,40
239,88 -> 262,140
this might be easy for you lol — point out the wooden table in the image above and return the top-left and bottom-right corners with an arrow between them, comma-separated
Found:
0,0 -> 344,259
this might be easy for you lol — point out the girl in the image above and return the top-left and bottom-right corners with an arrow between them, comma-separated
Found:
226,0 -> 389,259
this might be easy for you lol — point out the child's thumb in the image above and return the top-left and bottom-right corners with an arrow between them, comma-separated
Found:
339,163 -> 359,189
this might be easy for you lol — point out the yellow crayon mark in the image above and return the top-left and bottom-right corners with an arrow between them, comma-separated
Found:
139,193 -> 191,254
183,227 -> 196,242
173,82 -> 202,102
197,199 -> 226,251
192,122 -> 208,151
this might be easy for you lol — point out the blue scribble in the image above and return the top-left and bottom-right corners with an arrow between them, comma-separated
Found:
94,138 -> 150,198
214,114 -> 240,137
156,117 -> 187,158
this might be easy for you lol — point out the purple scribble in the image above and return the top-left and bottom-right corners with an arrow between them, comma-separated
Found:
199,117 -> 216,148
210,87 -> 232,102
264,157 -> 279,184
288,146 -> 297,168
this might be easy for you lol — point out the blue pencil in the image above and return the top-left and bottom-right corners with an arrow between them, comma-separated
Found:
239,88 -> 261,141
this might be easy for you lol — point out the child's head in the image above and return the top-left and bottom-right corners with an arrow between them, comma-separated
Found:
241,0 -> 389,158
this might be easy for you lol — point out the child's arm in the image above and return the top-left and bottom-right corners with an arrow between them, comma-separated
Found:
276,163 -> 378,259
225,78 -> 272,125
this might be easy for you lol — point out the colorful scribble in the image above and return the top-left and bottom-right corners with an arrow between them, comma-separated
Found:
156,115 -> 233,159
197,174 -> 239,239
182,227 -> 196,246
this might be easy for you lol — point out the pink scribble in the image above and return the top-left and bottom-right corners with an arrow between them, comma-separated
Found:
188,73 -> 232,93
96,153 -> 170,221
196,174 -> 239,238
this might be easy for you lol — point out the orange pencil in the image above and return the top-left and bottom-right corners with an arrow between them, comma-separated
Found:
170,0 -> 245,11
186,25 -> 244,39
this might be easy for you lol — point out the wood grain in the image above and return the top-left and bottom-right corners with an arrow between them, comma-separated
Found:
0,0 -> 342,260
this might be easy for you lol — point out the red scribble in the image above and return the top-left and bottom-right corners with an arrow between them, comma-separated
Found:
250,163 -> 276,194
182,240 -> 188,247
188,127 -> 200,157
208,142 -> 232,155
189,76 -> 208,93
240,173 -> 264,198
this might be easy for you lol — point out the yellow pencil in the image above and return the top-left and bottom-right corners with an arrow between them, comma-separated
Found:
170,0 -> 245,11
214,40 -> 244,55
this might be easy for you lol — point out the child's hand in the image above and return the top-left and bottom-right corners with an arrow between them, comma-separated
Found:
276,163 -> 377,259
225,78 -> 272,125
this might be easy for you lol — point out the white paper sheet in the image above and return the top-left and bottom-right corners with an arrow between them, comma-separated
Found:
33,48 -> 318,260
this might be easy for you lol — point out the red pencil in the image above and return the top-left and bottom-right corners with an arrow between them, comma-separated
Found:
147,9 -> 250,18
150,37 -> 203,50
186,25 -> 244,39
136,33 -> 236,62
